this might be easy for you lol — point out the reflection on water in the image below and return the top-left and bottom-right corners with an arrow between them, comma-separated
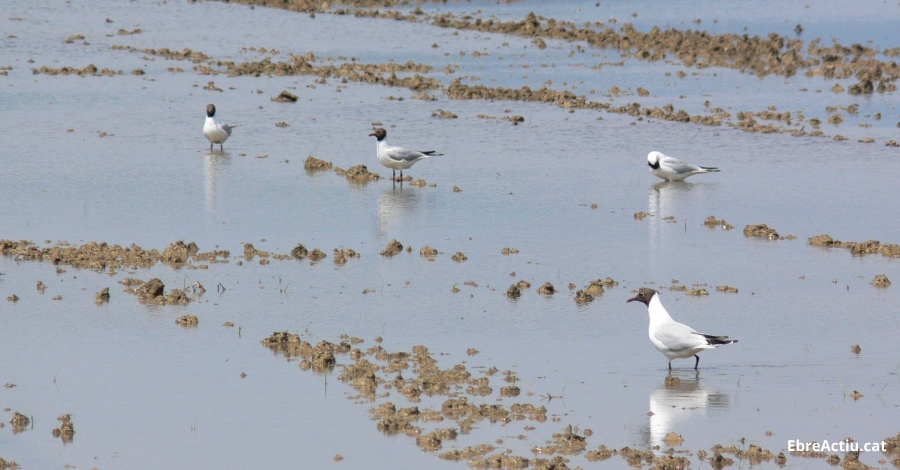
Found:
376,186 -> 422,236
643,371 -> 730,447
204,151 -> 231,213
647,181 -> 716,253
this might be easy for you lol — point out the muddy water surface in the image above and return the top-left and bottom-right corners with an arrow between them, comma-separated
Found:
1,0 -> 900,468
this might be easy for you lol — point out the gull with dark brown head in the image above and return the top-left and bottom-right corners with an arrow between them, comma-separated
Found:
647,151 -> 719,182
203,104 -> 236,151
369,128 -> 442,186
627,287 -> 737,370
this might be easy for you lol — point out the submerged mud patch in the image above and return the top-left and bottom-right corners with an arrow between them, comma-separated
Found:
808,234 -> 900,258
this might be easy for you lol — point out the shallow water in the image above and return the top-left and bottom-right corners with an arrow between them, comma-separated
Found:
1,0 -> 900,468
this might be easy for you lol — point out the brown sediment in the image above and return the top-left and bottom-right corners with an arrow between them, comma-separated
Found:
95,287 -> 110,304
440,444 -> 496,461
537,282 -> 555,295
634,212 -> 649,220
409,179 -> 427,187
176,315 -> 199,326
574,290 -> 593,303
9,412 -> 29,433
342,164 -> 381,182
809,234 -> 900,258
685,288 -> 709,296
242,243 -> 270,261
743,224 -> 782,240
716,285 -> 738,293
871,274 -> 891,287
704,216 -> 734,230
32,64 -> 122,76
501,114 -> 525,125
52,415 -> 75,442
506,284 -> 522,298
712,443 -> 777,465
272,90 -> 299,102
0,239 -> 228,271
664,375 -> 681,387
290,243 -> 309,259
420,246 -> 438,258
7,295 -> 18,302
0,457 -> 16,469
851,344 -> 861,354
453,186 -> 462,192
380,239 -> 403,256
308,248 -> 327,261
663,432 -> 684,446
516,280 -> 530,289
583,277 -> 615,296
432,108 -> 458,119
333,248 -> 360,265
451,251 -> 468,262
501,247 -> 519,254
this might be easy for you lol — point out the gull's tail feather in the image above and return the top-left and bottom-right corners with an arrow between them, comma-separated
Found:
700,166 -> 720,172
419,151 -> 443,156
695,333 -> 737,345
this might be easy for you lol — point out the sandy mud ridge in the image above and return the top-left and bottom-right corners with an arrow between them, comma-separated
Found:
809,234 -> 900,258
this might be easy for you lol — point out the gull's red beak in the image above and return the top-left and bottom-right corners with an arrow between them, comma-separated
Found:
626,296 -> 638,303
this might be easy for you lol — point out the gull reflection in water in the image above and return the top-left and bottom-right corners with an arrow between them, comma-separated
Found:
643,371 -> 729,448
646,181 -> 715,250
204,150 -> 231,213
376,187 -> 423,236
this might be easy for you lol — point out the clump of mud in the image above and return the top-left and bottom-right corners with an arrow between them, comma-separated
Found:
704,216 -> 734,230
341,164 -> 380,182
308,248 -> 327,261
663,432 -> 685,446
537,282 -> 555,295
809,234 -> 900,258
291,243 -> 309,259
95,287 -> 110,304
451,252 -> 468,262
507,285 -> 522,298
176,315 -> 199,326
32,64 -> 122,77
333,248 -> 360,264
272,90 -> 299,102
304,156 -> 332,172
432,108 -> 458,119
420,246 -> 438,258
686,288 -> 709,296
633,212 -> 649,220
124,278 -> 193,305
501,247 -> 519,255
52,415 -> 75,442
716,285 -> 738,293
743,224 -> 782,240
0,239 -> 225,271
381,239 -> 403,256
574,290 -> 593,304
851,344 -> 862,354
871,274 -> 891,287
262,332 -> 339,372
9,412 -> 29,433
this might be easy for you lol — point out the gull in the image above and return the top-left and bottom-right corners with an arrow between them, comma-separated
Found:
203,104 -> 236,151
647,151 -> 719,182
627,287 -> 737,370
369,128 -> 442,185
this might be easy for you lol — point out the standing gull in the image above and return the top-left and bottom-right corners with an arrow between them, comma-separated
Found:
627,288 -> 737,370
369,128 -> 442,185
647,151 -> 719,182
203,104 -> 235,151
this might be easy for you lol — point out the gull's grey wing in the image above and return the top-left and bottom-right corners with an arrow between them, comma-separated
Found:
221,123 -> 234,136
660,156 -> 701,174
386,146 -> 425,162
655,322 -> 705,353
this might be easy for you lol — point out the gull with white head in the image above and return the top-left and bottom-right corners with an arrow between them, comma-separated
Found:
627,287 -> 737,370
646,151 -> 719,182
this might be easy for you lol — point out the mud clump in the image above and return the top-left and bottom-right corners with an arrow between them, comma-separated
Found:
501,247 -> 519,255
420,246 -> 438,258
663,432 -> 684,446
176,315 -> 199,326
716,285 -> 738,293
574,290 -> 593,304
32,64 -> 122,77
583,278 -> 615,296
440,444 -> 496,461
451,251 -> 468,262
537,282 -> 555,295
303,156 -> 332,172
550,425 -> 588,454
633,212 -> 649,220
743,224 -> 782,240
10,412 -> 29,433
872,274 -> 891,287
272,90 -> 299,102
290,243 -> 309,259
242,243 -> 270,261
380,239 -> 404,257
507,284 -> 522,298
308,248 -> 327,261
7,295 -> 18,302
52,415 -> 75,442
333,248 -> 360,265
343,164 -> 380,182
704,216 -> 734,230
95,287 -> 110,304
501,385 -> 521,397
416,428 -> 458,451
851,344 -> 862,354
808,234 -> 900,258
135,278 -> 164,299
664,375 -> 681,388
0,456 -> 18,469
432,108 -> 458,119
